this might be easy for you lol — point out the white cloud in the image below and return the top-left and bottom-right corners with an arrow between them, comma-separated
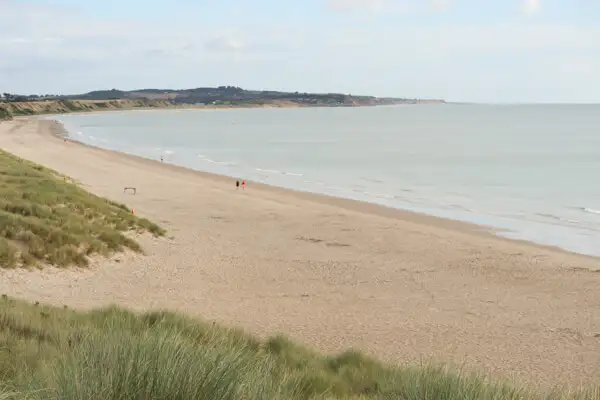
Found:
429,0 -> 451,13
522,0 -> 541,15
204,36 -> 245,53
325,0 -> 451,13
0,0 -> 599,102
559,57 -> 597,75
0,1 -> 257,68
323,24 -> 600,53
326,0 -> 388,12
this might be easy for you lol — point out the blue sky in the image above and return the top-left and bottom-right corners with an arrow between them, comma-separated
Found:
1,0 -> 599,102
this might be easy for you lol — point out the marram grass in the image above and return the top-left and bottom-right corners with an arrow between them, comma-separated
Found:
0,149 -> 164,268
0,297 -> 597,399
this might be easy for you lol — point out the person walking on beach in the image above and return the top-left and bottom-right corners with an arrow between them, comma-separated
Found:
241,180 -> 246,190
236,180 -> 240,190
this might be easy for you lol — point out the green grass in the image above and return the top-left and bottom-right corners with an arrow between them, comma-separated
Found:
0,150 -> 165,268
0,107 -> 11,121
6,108 -> 34,117
0,297 -> 596,400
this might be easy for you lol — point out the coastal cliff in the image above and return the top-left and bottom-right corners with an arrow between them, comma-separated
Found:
0,99 -> 175,121
0,87 -> 445,121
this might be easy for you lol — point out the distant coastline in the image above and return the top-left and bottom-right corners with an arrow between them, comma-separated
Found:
0,86 -> 445,121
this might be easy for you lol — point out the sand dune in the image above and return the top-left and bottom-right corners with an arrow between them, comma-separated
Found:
1,117 -> 600,388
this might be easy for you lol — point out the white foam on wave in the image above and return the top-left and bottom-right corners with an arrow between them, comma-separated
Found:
583,207 -> 600,215
255,168 -> 303,177
361,177 -> 385,184
348,190 -> 395,200
536,213 -> 581,225
202,158 -> 236,166
444,204 -> 474,213
256,168 -> 281,174
536,213 -> 562,221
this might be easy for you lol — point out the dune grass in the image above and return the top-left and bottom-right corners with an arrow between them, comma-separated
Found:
0,107 -> 10,121
0,149 -> 164,268
0,297 -> 596,400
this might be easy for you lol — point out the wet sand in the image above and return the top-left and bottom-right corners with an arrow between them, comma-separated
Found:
1,117 -> 600,388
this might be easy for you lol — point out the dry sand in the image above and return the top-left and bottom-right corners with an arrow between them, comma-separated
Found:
1,117 -> 600,388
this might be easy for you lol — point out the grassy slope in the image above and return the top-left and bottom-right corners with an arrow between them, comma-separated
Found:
0,108 -> 10,121
0,150 -> 164,268
0,298 -> 597,400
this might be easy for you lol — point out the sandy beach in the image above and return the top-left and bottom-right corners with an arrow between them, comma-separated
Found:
1,117 -> 600,388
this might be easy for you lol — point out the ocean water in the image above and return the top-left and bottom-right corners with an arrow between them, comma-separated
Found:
50,105 -> 600,256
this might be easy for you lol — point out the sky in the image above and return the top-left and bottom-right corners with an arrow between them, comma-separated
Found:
0,0 -> 599,103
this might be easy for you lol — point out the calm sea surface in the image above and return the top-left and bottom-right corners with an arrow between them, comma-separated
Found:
51,104 -> 600,256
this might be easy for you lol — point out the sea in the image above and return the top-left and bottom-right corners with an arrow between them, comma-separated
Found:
49,104 -> 600,257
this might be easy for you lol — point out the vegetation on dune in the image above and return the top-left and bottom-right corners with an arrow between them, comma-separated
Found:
0,107 -> 10,121
0,150 -> 164,268
0,297 -> 596,399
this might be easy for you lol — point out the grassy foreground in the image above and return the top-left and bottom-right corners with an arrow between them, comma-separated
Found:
0,149 -> 164,268
0,298 -> 597,400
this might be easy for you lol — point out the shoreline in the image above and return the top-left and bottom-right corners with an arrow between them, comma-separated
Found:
46,117 -> 494,236
2,117 -> 600,388
46,113 -> 597,260
43,118 -> 538,254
